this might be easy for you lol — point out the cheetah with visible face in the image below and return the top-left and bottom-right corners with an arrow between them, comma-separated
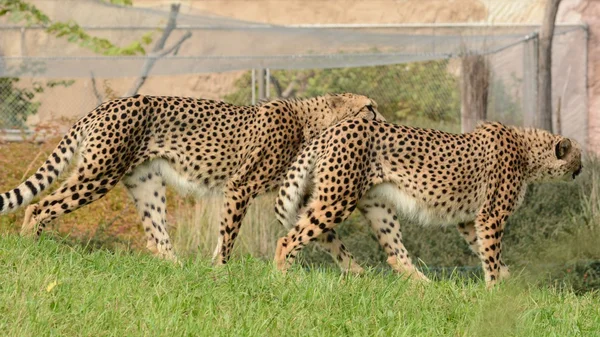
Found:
0,93 -> 383,263
274,119 -> 582,287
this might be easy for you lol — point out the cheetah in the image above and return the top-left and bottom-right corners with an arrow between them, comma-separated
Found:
273,119 -> 582,287
0,93 -> 384,264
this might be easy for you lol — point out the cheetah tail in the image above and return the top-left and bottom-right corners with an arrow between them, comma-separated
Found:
274,144 -> 318,229
0,123 -> 84,214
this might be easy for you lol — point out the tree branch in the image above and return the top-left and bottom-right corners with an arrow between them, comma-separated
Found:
281,80 -> 297,98
125,4 -> 192,96
269,75 -> 283,97
90,71 -> 103,105
152,31 -> 192,58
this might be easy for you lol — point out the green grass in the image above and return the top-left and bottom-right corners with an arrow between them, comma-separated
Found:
1,235 -> 599,337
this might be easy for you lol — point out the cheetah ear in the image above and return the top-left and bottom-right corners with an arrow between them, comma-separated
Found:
325,94 -> 346,110
555,138 -> 571,159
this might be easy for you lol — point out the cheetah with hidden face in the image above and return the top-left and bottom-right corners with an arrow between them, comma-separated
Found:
0,93 -> 384,264
274,119 -> 582,287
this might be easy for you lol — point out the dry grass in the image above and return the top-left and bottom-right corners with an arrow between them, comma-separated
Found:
0,137 -> 285,260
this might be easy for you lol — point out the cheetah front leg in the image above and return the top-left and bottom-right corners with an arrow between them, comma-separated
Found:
212,146 -> 265,265
473,210 -> 511,288
212,185 -> 252,265
124,166 -> 177,263
457,221 -> 509,281
358,198 -> 429,282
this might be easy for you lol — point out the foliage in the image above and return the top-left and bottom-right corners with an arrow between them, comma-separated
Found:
45,21 -> 152,56
0,78 -> 73,128
487,72 -> 522,125
103,0 -> 133,5
0,0 -> 153,56
0,0 -> 153,128
0,78 -> 39,129
225,60 -> 462,123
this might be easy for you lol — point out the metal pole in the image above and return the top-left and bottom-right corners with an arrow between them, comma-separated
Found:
584,25 -> 590,148
266,68 -> 270,98
523,33 -> 539,127
257,68 -> 266,101
251,68 -> 256,105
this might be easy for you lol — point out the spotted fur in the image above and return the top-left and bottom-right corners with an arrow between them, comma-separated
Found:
274,119 -> 583,287
0,93 -> 383,263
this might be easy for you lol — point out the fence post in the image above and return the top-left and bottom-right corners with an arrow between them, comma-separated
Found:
460,54 -> 490,133
251,69 -> 256,105
257,68 -> 266,101
20,27 -> 27,56
523,33 -> 539,127
266,68 -> 271,98
536,0 -> 562,132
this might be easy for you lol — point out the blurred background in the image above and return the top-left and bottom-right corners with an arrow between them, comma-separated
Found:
1,0 -> 599,292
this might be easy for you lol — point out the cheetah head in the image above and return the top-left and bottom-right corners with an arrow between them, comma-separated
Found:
325,93 -> 386,122
521,128 -> 583,182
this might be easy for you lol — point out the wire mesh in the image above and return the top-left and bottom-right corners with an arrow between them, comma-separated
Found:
0,0 -> 589,149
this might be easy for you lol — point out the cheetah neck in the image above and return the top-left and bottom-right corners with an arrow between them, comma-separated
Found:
286,98 -> 338,143
512,127 -> 549,182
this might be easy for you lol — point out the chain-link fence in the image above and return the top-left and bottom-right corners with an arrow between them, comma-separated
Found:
1,27 -> 588,147
0,0 -> 589,148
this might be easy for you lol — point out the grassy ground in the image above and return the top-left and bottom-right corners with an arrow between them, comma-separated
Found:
2,132 -> 600,336
1,234 -> 599,337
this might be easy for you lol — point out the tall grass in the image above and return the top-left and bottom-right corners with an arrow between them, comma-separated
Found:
171,194 -> 285,259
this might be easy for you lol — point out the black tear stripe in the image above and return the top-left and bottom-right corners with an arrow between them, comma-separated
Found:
25,181 -> 38,195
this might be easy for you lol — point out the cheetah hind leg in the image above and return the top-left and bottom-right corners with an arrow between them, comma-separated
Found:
124,165 -> 178,264
20,204 -> 40,238
275,199 -> 356,274
274,188 -> 364,274
19,172 -> 120,239
314,230 -> 364,275
358,198 -> 430,282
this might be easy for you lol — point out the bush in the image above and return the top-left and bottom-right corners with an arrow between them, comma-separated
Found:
225,60 -> 462,124
0,77 -> 74,129
0,78 -> 41,129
